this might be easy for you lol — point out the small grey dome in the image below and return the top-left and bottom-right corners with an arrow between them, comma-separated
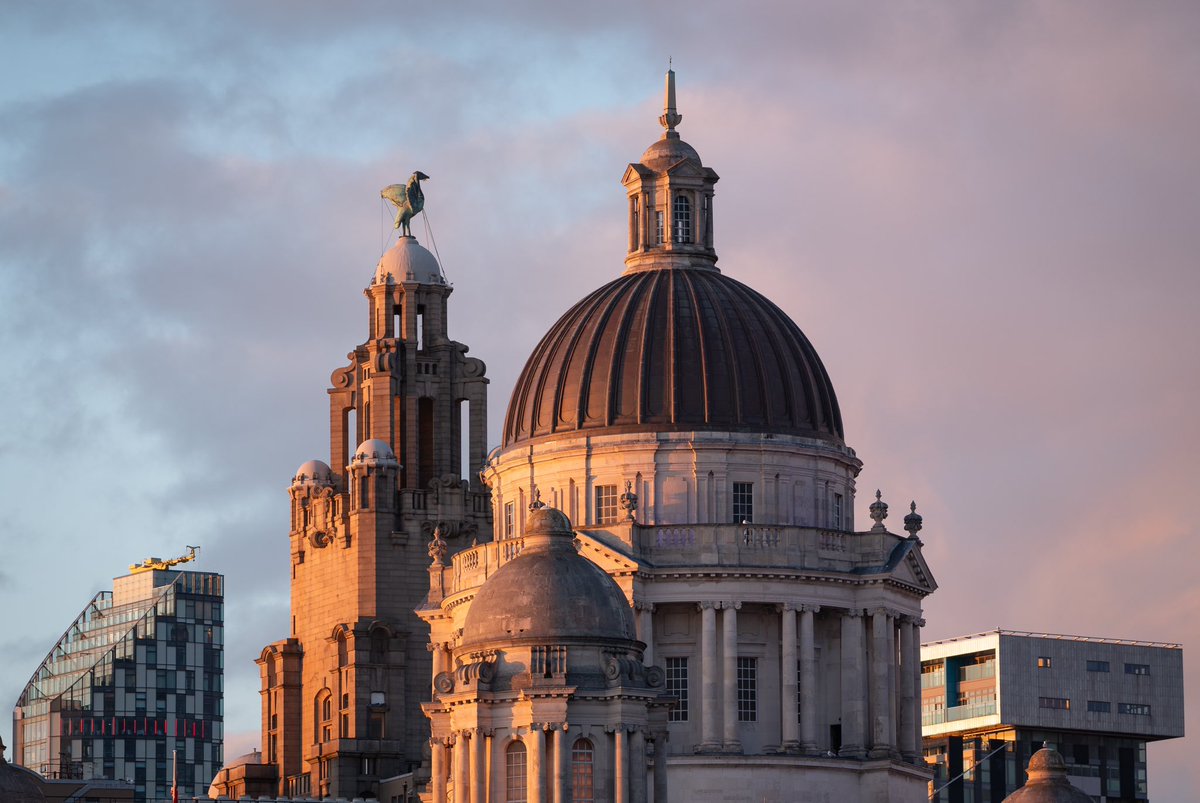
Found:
0,738 -> 45,803
351,439 -> 398,467
375,236 -> 444,285
292,459 -> 334,487
461,506 -> 635,648
1002,747 -> 1093,803
640,135 -> 701,171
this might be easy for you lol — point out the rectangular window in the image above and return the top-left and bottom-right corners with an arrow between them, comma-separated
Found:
1037,656 -> 1052,668
655,210 -> 664,244
832,492 -> 843,529
736,656 -> 758,722
665,657 -> 689,722
732,482 -> 754,523
1124,663 -> 1150,675
1039,696 -> 1070,710
504,502 -> 515,537
1119,703 -> 1151,716
594,485 -> 618,525
1087,700 -> 1111,713
1087,660 -> 1110,672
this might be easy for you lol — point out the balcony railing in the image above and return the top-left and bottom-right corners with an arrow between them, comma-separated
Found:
923,700 -> 997,726
638,523 -> 903,571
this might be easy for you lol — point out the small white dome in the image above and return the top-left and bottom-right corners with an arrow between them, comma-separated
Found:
375,236 -> 444,285
292,459 -> 334,486
351,439 -> 399,467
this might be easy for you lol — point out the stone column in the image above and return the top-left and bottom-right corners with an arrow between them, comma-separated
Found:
552,725 -> 569,803
430,738 -> 447,803
698,602 -> 720,750
911,618 -> 926,761
614,726 -> 629,803
869,608 -> 892,758
898,617 -> 917,762
779,603 -> 800,751
637,602 -> 655,666
470,729 -> 486,803
839,608 -> 866,758
455,732 -> 469,803
888,615 -> 899,758
529,726 -> 546,803
630,728 -> 647,802
722,601 -> 742,751
651,731 -> 669,803
799,605 -> 820,755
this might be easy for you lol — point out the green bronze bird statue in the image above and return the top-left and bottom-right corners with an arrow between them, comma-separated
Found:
381,171 -> 429,237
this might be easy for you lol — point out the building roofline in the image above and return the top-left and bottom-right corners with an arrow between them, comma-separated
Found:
922,628 -> 1181,650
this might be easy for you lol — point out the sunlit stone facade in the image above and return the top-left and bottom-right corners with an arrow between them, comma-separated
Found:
421,71 -> 937,803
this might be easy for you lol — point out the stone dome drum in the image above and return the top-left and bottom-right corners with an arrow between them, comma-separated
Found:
503,267 -> 845,448
460,506 -> 637,648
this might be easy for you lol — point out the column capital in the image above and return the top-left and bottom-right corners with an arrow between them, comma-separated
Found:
867,606 -> 894,619
776,602 -> 797,613
843,607 -> 864,618
800,603 -> 821,614
697,600 -> 718,611
633,599 -> 656,612
482,727 -> 496,737
720,600 -> 742,611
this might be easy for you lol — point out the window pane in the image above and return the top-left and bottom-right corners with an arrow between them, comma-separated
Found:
595,485 -> 618,525
673,193 -> 692,244
506,741 -> 527,803
732,482 -> 753,524
666,657 -> 688,722
570,738 -> 594,803
737,657 -> 757,721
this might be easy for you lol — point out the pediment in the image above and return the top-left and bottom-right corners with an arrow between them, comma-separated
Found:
575,531 -> 641,574
890,540 -> 938,594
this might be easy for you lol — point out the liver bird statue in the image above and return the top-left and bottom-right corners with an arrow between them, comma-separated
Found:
381,172 -> 429,236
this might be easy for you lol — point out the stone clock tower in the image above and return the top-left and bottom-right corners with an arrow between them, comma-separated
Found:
255,226 -> 491,799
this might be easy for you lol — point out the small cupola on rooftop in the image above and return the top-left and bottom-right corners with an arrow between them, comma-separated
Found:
622,68 -> 720,274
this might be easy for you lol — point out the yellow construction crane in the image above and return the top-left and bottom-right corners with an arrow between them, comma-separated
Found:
129,545 -> 200,574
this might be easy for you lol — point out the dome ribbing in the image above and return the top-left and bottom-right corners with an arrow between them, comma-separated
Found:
503,268 -> 843,448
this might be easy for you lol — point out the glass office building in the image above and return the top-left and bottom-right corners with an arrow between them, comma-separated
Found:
921,630 -> 1184,803
12,569 -> 224,802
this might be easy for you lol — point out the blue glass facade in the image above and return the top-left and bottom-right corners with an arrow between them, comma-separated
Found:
13,569 -> 224,802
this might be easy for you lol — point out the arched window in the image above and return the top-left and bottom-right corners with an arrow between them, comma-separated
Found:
370,629 -> 388,664
505,740 -> 528,803
673,193 -> 692,244
570,738 -> 594,803
337,633 -> 349,668
314,690 -> 332,743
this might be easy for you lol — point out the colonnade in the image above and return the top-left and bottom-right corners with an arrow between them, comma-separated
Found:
430,723 -> 669,803
637,599 -> 923,762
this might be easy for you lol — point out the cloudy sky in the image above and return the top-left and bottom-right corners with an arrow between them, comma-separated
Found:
1,1 -> 1197,798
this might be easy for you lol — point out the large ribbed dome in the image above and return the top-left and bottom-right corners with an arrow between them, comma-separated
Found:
503,268 -> 844,447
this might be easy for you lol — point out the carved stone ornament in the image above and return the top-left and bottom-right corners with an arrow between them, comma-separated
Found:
904,501 -> 924,537
428,526 -> 448,566
433,672 -> 455,694
644,665 -> 666,688
529,485 -> 545,511
619,479 -> 639,520
869,489 -> 888,529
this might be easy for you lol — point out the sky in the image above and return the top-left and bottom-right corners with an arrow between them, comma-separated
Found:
1,1 -> 1197,798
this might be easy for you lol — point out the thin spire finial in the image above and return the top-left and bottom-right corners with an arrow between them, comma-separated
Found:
659,65 -> 683,136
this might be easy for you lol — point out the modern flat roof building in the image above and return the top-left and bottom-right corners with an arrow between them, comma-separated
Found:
12,560 -> 224,802
921,630 -> 1183,802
